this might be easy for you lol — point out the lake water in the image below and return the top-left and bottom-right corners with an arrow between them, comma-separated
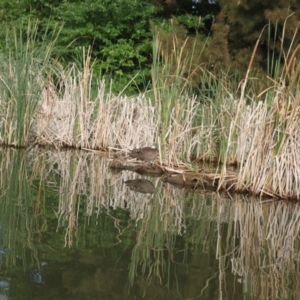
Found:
0,148 -> 298,299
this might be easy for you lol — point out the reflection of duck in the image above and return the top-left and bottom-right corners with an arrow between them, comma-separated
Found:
124,179 -> 155,194
129,145 -> 159,162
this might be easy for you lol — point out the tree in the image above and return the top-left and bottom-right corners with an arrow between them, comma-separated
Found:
215,0 -> 300,75
0,0 -> 158,93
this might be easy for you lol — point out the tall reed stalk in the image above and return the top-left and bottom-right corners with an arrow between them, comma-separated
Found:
150,31 -> 220,164
0,21 -> 60,146
233,22 -> 300,198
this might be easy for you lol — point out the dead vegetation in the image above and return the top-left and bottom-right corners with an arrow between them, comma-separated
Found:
0,24 -> 300,199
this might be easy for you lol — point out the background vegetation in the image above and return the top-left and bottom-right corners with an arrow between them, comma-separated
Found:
0,0 -> 298,93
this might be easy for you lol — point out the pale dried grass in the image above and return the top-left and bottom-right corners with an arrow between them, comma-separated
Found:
35,75 -> 157,151
1,43 -> 299,198
232,85 -> 300,198
25,66 -> 300,200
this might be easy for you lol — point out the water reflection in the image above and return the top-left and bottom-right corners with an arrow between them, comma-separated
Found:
124,179 -> 156,194
0,148 -> 298,299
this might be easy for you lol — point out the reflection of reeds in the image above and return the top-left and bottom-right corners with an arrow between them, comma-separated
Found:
128,186 -> 184,291
1,149 -> 300,297
0,149 -> 45,269
229,198 -> 300,299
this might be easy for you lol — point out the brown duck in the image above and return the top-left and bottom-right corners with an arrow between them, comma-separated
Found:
129,145 -> 159,162
124,179 -> 155,194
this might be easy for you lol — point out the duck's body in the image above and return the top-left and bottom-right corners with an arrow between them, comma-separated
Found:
125,179 -> 155,194
129,146 -> 159,162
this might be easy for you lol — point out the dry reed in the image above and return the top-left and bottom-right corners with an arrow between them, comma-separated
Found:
1,24 -> 300,198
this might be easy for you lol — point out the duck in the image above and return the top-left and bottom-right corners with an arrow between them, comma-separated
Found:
124,179 -> 155,194
129,145 -> 159,162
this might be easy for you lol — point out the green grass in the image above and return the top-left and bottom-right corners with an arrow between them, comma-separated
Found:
0,20 -> 61,147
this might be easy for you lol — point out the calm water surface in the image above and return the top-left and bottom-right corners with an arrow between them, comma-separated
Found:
0,149 -> 298,300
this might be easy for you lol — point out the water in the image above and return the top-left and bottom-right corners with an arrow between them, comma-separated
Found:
0,148 -> 298,299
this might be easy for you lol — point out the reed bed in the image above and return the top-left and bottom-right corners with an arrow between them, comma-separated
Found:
36,64 -> 158,150
1,22 -> 300,198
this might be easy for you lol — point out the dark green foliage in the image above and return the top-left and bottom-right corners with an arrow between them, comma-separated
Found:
151,0 -> 220,35
0,0 -> 158,94
0,0 -> 222,94
215,0 -> 300,76
206,9 -> 230,69
51,0 -> 157,93
1,0 -> 298,96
